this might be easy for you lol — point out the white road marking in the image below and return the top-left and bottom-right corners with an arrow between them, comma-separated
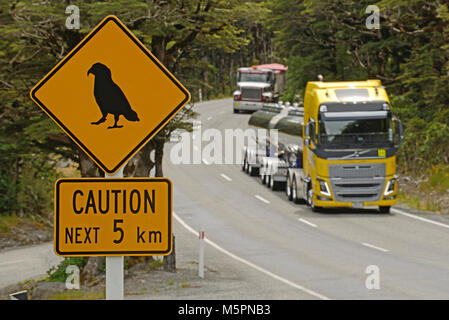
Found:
392,208 -> 449,230
206,116 -> 213,121
255,195 -> 270,204
362,242 -> 389,253
298,218 -> 318,228
173,212 -> 330,300
0,260 -> 24,267
220,173 -> 232,182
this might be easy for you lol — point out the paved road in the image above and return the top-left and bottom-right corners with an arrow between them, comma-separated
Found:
1,98 -> 448,300
0,243 -> 62,289
166,98 -> 449,299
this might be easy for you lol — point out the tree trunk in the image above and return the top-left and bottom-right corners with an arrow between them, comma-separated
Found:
163,234 -> 176,272
154,140 -> 164,177
78,148 -> 102,177
80,256 -> 104,286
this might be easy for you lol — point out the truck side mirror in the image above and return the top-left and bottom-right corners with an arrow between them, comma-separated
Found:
393,118 -> 404,149
304,138 -> 310,146
304,123 -> 310,146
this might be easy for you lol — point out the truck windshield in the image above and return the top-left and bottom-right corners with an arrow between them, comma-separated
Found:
318,117 -> 393,148
238,72 -> 269,83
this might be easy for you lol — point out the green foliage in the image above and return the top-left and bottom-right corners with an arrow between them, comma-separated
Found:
2,0 -> 448,219
267,0 -> 449,173
0,0 -> 269,214
47,257 -> 87,282
428,165 -> 449,193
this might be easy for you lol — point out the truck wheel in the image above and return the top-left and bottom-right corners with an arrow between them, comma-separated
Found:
270,176 -> 278,191
265,174 -> 271,187
292,177 -> 299,203
242,156 -> 247,172
249,165 -> 258,176
286,178 -> 293,201
233,108 -> 238,114
307,188 -> 321,213
379,206 -> 390,214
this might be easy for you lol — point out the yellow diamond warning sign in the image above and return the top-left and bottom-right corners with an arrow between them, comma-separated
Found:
55,178 -> 172,256
30,16 -> 190,174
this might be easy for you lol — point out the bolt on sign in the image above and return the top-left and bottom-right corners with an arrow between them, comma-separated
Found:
55,178 -> 172,256
30,15 -> 190,174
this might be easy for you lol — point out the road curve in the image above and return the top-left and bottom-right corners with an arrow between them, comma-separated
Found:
165,98 -> 449,299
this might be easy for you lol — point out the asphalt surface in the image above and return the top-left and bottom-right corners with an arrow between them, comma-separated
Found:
0,243 -> 62,289
165,98 -> 449,299
1,98 -> 448,300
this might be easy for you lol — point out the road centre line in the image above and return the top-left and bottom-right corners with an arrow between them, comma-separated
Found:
255,195 -> 270,204
298,218 -> 318,228
392,208 -> 449,230
206,116 -> 213,120
220,173 -> 232,182
361,242 -> 389,253
173,211 -> 330,300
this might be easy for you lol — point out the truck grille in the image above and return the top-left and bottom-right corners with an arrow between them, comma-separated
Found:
328,163 -> 385,202
242,88 -> 261,100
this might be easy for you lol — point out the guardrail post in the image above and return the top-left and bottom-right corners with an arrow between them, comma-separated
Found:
199,231 -> 205,278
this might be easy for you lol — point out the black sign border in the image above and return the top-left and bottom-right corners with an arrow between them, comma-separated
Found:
55,178 -> 172,256
30,16 -> 190,174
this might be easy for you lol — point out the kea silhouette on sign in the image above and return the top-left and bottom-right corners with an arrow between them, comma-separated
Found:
88,62 -> 140,129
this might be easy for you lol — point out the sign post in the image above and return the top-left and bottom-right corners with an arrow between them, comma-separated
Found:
105,165 -> 125,300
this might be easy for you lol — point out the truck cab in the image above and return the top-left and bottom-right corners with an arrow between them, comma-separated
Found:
292,80 -> 404,213
233,64 -> 287,113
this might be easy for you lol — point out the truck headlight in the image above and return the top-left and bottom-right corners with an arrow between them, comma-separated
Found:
317,178 -> 331,197
384,178 -> 396,196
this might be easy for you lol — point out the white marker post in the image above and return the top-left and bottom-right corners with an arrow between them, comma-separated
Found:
199,231 -> 205,278
105,165 -> 125,300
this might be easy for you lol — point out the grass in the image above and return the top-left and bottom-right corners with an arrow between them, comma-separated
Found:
397,192 -> 442,212
427,165 -> 449,193
0,214 -> 47,235
148,259 -> 165,270
398,165 -> 449,214
49,289 -> 105,300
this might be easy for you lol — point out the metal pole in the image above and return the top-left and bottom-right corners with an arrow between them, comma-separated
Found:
105,165 -> 125,300
199,231 -> 204,278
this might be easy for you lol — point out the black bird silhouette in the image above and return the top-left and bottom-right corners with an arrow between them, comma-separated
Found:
87,62 -> 139,129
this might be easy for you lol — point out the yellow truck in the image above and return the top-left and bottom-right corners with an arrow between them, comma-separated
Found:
286,79 -> 404,213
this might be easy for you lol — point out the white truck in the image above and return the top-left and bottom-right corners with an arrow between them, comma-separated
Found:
233,63 -> 287,113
